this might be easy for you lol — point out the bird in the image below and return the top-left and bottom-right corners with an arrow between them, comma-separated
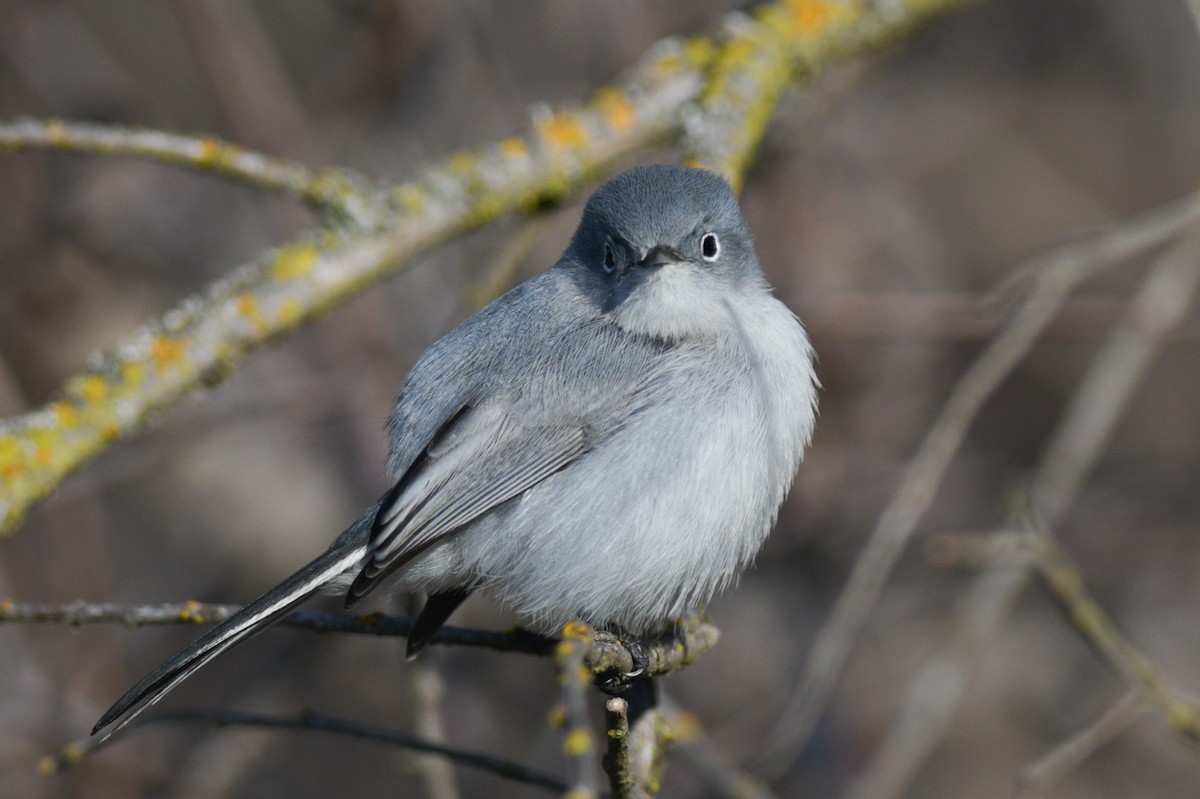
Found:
94,164 -> 818,738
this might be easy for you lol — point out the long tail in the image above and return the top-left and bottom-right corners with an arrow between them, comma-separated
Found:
93,541 -> 366,740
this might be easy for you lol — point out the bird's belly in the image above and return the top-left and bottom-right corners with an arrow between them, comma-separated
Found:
452,392 -> 776,634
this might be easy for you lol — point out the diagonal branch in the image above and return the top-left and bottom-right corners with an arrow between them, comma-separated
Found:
0,0 -> 985,536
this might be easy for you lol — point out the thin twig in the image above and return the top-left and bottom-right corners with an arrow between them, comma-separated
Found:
1032,230 -> 1200,527
844,227 -> 1200,799
1015,690 -> 1147,799
0,119 -> 331,208
845,543 -> 1035,799
1023,533 -> 1200,738
556,622 -> 603,798
406,652 -> 460,799
43,708 -> 567,792
757,191 -> 1200,775
464,215 -> 552,313
663,695 -> 780,799
604,697 -> 636,799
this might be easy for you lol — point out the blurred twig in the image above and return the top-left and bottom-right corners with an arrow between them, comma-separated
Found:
464,215 -> 552,313
0,0 -> 982,536
407,649 -> 460,799
842,227 -> 1200,799
555,622 -> 603,798
845,540 -> 1034,799
0,118 -> 335,209
664,696 -> 780,799
1024,532 -> 1200,737
1015,690 -> 1147,799
1032,229 -> 1200,527
759,190 -> 1200,776
44,708 -> 568,792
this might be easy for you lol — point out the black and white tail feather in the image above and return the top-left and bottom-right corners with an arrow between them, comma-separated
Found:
92,538 -> 368,741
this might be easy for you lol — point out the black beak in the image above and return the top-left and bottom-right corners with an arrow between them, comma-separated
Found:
637,244 -> 683,269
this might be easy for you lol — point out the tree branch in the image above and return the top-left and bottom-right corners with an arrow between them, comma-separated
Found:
0,0 -> 986,536
757,190 -> 1200,776
43,708 -> 568,793
0,119 -> 334,209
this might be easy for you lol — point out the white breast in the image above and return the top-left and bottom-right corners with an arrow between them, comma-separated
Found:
452,287 -> 819,633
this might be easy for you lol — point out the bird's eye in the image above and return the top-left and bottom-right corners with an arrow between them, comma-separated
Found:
700,232 -> 720,262
603,243 -> 616,273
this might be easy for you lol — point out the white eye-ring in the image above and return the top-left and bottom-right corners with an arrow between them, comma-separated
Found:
700,232 -> 720,262
603,243 -> 616,273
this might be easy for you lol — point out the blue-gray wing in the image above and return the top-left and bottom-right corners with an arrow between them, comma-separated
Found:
346,270 -> 664,605
346,403 -> 594,604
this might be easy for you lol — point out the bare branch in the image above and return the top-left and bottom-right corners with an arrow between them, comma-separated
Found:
842,227 -> 1200,798
758,190 -> 1200,775
1016,691 -> 1147,799
1032,230 -> 1200,526
555,622 -> 603,798
0,0 -> 990,536
43,708 -> 567,792
664,695 -> 781,799
0,118 -> 331,207
604,697 -> 636,799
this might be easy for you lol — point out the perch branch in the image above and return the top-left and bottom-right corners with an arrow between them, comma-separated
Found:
0,600 -> 717,676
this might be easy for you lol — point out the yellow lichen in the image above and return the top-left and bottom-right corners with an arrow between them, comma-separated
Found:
78,374 -> 108,404
787,0 -> 836,33
120,361 -> 145,389
277,297 -> 302,326
271,242 -> 319,281
151,336 -> 188,371
666,708 -> 703,742
180,600 -> 205,623
52,401 -> 79,429
540,115 -> 587,149
45,120 -> 66,145
0,437 -> 21,480
561,620 -> 592,641
499,137 -> 528,158
596,88 -> 636,132
447,150 -> 478,174
33,442 -> 54,468
393,185 -> 426,214
197,137 -> 221,165
562,727 -> 594,756
236,293 -> 259,318
547,703 -> 568,727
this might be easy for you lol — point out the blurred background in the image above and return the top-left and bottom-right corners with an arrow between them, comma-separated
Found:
2,1 -> 1200,797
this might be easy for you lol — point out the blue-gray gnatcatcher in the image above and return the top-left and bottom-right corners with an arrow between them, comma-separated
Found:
94,164 -> 818,736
